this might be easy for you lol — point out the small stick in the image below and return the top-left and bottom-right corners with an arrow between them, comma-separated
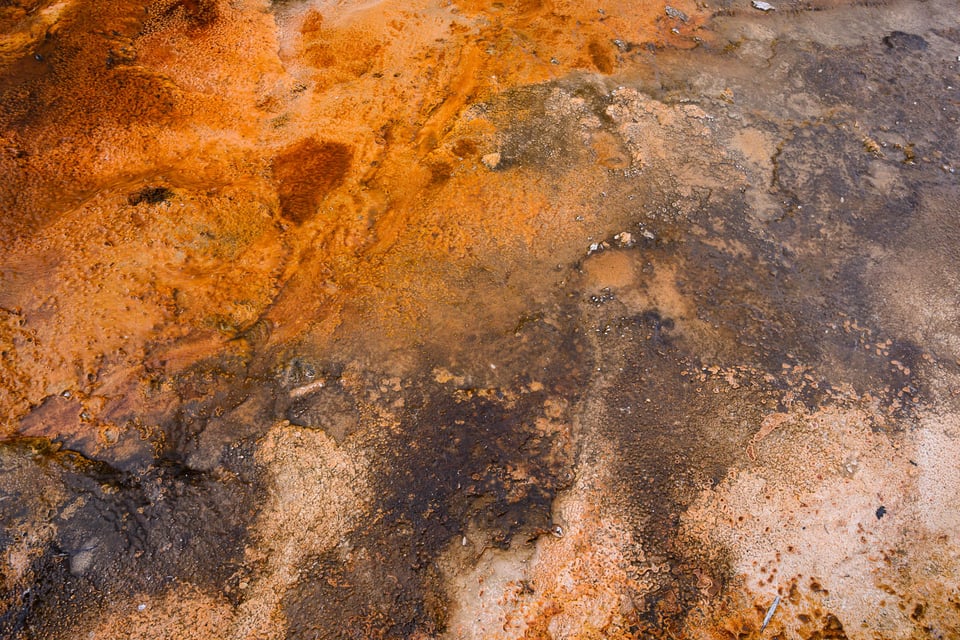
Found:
760,595 -> 781,632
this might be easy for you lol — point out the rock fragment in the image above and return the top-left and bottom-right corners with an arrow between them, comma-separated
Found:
481,152 -> 501,169
665,6 -> 689,22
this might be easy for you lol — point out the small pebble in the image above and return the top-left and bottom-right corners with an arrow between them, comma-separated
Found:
481,152 -> 501,170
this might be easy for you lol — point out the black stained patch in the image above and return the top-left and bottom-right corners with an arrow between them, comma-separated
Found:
0,541 -> 81,639
682,235 -> 820,371
284,389 -> 565,637
0,351 -> 277,636
0,439 -> 70,638
674,183 -> 924,420
127,185 -> 173,206
798,41 -> 959,159
158,362 -> 255,466
771,123 -> 919,247
731,120 -> 928,416
282,544 -> 442,640
876,505 -> 887,519
800,48 -> 870,105
581,307 -> 750,634
0,437 -> 261,638
55,459 -> 256,590
673,223 -> 832,403
163,353 -> 355,471
572,161 -> 925,628
282,313 -> 589,638
883,31 -> 928,52
146,347 -> 303,474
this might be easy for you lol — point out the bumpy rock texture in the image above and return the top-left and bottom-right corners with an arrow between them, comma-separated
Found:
1,0 -> 959,637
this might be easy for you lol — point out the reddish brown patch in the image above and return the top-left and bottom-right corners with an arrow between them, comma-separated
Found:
19,395 -> 83,439
273,138 -> 352,223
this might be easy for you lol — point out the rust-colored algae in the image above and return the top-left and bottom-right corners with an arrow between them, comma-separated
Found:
2,0 -> 960,637
274,138 -> 352,224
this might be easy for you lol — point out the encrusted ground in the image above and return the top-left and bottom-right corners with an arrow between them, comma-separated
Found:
1,0 -> 959,637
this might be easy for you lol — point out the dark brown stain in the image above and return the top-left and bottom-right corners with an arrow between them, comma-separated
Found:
911,602 -> 925,621
450,138 -> 477,158
805,613 -> 848,640
883,30 -> 928,52
160,0 -> 219,29
273,138 -> 352,223
282,315 -> 588,638
427,160 -> 452,186
0,436 -> 261,638
588,39 -> 614,74
127,185 -> 173,205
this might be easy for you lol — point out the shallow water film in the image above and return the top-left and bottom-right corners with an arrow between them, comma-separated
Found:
2,0 -> 960,637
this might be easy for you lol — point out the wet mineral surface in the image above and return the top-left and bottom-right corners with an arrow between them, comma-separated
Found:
1,0 -> 960,638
